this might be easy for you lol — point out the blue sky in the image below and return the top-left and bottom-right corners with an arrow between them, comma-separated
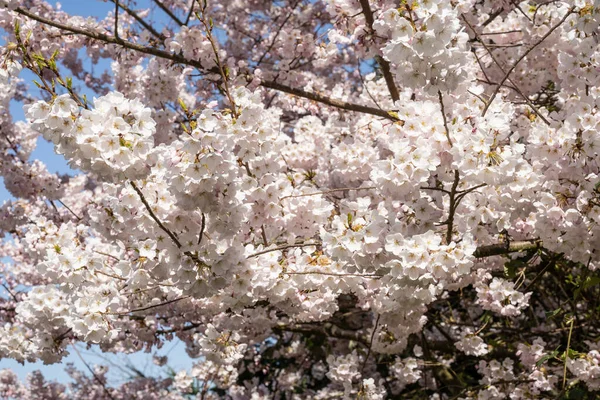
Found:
0,0 -> 195,386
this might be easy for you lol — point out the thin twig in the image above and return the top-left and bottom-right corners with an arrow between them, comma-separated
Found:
198,0 -> 238,117
184,0 -> 195,25
57,199 -> 83,220
110,0 -> 166,41
480,30 -> 522,35
94,270 -> 127,281
523,255 -> 555,292
274,322 -> 369,346
357,60 -> 385,111
462,15 -> 550,125
430,319 -> 455,344
467,89 -> 488,105
1,282 -> 19,302
72,344 -> 116,400
109,295 -> 191,315
156,321 -> 201,334
482,8 -> 503,27
280,186 -> 376,200
130,181 -> 182,249
455,184 -> 486,205
457,183 -> 486,195
15,7 -> 399,123
361,314 -> 380,373
49,199 -> 60,216
471,42 -> 523,48
153,0 -> 184,26
248,242 -> 321,258
93,250 -> 120,261
563,317 -> 575,390
479,7 -> 574,116
438,90 -> 452,146
420,186 -> 451,195
256,0 -> 301,67
284,271 -> 382,278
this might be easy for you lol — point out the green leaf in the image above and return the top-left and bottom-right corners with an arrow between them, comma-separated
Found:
48,58 -> 57,71
536,349 -> 559,367
388,111 -> 400,120
504,259 -> 526,279
546,308 -> 562,320
479,312 -> 492,326
582,276 -> 600,291
119,137 -> 133,149
178,97 -> 188,113
560,348 -> 583,361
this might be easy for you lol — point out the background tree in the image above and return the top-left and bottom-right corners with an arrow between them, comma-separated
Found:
1,0 -> 600,398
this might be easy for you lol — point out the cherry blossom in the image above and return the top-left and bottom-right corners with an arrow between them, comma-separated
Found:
0,0 -> 600,398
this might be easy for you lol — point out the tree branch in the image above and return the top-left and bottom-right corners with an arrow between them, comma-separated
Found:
461,15 -> 550,125
358,0 -> 400,102
15,7 -> 399,123
114,0 -> 120,39
256,0 -> 301,67
153,0 -> 184,26
273,322 -> 369,346
444,170 -> 460,244
110,0 -> 166,41
110,295 -> 191,315
130,181 -> 182,249
438,90 -> 452,146
478,7 -> 574,116
130,182 -> 206,267
261,80 -> 401,122
247,242 -> 321,258
473,239 -> 542,258
279,186 -> 376,200
72,344 -> 116,400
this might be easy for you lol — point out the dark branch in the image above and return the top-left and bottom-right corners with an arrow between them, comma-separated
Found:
15,7 -> 401,123
110,0 -> 166,41
153,0 -> 185,26
358,0 -> 400,102
261,80 -> 401,122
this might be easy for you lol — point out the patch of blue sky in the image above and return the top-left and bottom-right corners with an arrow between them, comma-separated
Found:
0,0 -> 197,384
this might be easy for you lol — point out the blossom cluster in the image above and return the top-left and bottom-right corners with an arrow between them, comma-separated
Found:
476,277 -> 532,317
26,92 -> 156,182
375,1 -> 474,93
2,0 -> 600,398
